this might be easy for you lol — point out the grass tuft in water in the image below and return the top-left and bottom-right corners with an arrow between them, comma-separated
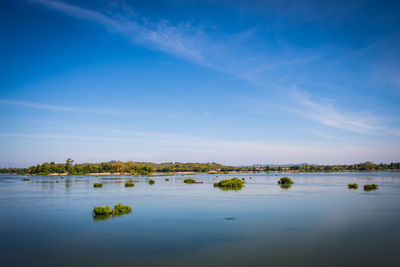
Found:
93,183 -> 102,188
277,177 -> 294,185
214,177 -> 245,189
165,178 -> 170,181
184,178 -> 196,184
22,178 -> 30,181
112,203 -> 132,214
364,184 -> 378,191
93,206 -> 112,215
348,183 -> 358,189
93,203 -> 132,217
125,180 -> 135,187
149,179 -> 155,185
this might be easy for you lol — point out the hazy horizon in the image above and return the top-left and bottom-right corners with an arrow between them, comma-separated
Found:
1,0 -> 400,167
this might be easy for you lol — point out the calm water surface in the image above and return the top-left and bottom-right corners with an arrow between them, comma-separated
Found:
0,172 -> 399,266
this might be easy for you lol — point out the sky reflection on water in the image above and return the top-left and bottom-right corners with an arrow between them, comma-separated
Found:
0,172 -> 399,266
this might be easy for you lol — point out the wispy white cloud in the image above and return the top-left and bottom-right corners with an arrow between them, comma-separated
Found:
290,89 -> 384,134
0,99 -> 123,115
28,0 -> 399,137
31,0 -> 205,64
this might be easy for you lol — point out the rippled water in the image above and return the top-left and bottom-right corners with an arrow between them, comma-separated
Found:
0,172 -> 399,266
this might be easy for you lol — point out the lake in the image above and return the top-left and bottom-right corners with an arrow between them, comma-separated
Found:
0,172 -> 399,266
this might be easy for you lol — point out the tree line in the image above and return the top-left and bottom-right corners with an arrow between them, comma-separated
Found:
0,159 -> 399,175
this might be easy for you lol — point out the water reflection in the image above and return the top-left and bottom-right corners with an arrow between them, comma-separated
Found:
93,211 -> 132,222
280,184 -> 292,190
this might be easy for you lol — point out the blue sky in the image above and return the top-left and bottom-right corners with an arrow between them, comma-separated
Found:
1,0 -> 400,167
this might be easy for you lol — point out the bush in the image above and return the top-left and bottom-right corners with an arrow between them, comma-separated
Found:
93,206 -> 112,215
93,203 -> 132,216
149,180 -> 155,185
214,177 -> 245,188
22,178 -> 30,181
348,183 -> 358,189
184,178 -> 196,184
93,183 -> 102,188
112,203 -> 132,214
125,181 -> 135,187
165,178 -> 170,181
364,184 -> 378,191
242,178 -> 245,181
277,177 -> 294,185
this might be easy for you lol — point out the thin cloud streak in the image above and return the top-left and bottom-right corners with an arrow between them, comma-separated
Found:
29,0 -> 398,136
291,89 -> 384,134
0,99 -> 123,115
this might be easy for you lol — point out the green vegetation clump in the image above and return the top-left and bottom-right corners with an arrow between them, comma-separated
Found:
242,178 -> 245,181
93,203 -> 132,216
125,180 -> 135,187
22,178 -> 30,181
184,178 -> 196,184
93,182 -> 102,188
149,179 -> 155,185
93,205 -> 112,215
214,177 -> 245,189
277,177 -> 294,185
165,178 -> 170,181
112,203 -> 132,214
364,184 -> 378,191
348,183 -> 358,189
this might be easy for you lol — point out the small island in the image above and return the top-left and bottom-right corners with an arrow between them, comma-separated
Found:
184,178 -> 196,184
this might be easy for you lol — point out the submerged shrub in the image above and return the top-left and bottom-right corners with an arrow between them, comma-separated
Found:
277,177 -> 294,185
348,183 -> 358,189
364,184 -> 378,191
165,178 -> 170,181
214,177 -> 245,189
242,178 -> 245,181
184,178 -> 196,184
125,181 -> 135,187
112,203 -> 132,214
149,179 -> 155,185
93,205 -> 112,215
93,183 -> 102,188
92,203 -> 132,220
22,178 -> 30,181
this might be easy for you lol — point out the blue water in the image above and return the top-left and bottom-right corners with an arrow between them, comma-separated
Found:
0,172 -> 399,266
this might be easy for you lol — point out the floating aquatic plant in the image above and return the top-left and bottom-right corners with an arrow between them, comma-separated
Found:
149,179 -> 155,185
